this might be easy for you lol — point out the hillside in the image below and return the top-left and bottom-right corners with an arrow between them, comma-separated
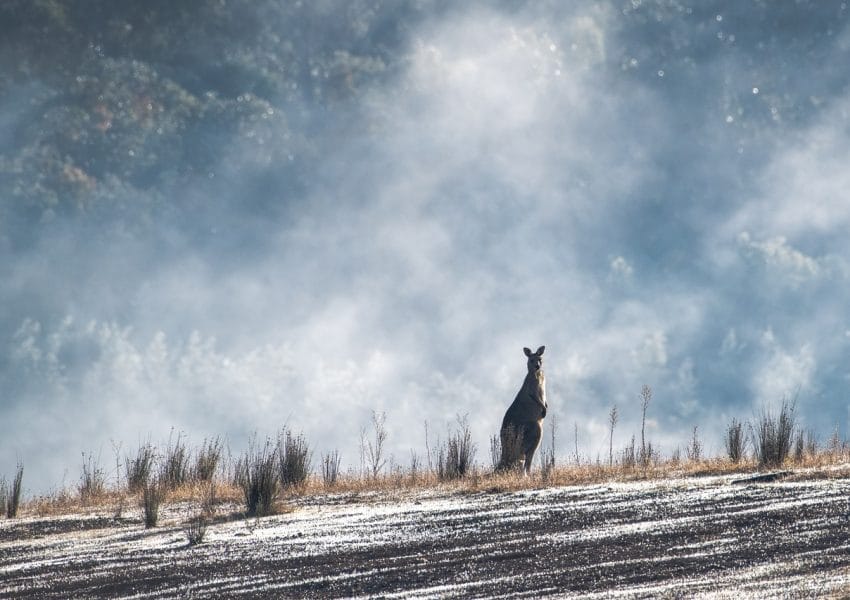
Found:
2,471 -> 850,598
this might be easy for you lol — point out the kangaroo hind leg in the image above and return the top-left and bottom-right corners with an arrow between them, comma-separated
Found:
522,422 -> 543,475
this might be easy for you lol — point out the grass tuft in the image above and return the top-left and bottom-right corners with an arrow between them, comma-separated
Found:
725,418 -> 746,463
437,416 -> 476,480
753,398 -> 796,468
161,431 -> 190,490
79,452 -> 106,502
126,441 -> 156,492
236,436 -> 278,517
181,491 -> 211,546
184,514 -> 208,545
278,429 -> 311,489
6,463 -> 23,518
141,480 -> 165,528
193,436 -> 223,483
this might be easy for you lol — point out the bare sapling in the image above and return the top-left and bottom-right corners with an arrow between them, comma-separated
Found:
540,414 -> 556,480
359,425 -> 367,478
409,450 -> 421,483
110,439 -> 123,490
366,411 -> 388,479
424,421 -> 434,474
608,406 -> 618,467
686,426 -> 703,462
321,449 -> 341,487
489,434 -> 501,471
573,421 -> 579,465
621,436 -> 636,470
639,385 -> 652,470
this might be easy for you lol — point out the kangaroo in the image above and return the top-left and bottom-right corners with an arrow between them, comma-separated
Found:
499,346 -> 547,474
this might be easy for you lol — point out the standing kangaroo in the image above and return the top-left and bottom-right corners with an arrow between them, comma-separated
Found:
499,346 -> 547,474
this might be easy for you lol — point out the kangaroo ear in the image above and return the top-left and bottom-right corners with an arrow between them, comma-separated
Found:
536,346 -> 545,356
523,347 -> 532,357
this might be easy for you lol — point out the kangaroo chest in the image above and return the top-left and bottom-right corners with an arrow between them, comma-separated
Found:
506,372 -> 546,420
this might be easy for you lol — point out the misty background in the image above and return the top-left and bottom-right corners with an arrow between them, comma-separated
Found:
2,1 -> 850,494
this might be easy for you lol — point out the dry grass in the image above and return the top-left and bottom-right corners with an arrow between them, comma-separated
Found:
14,447 -> 850,520
4,464 -> 24,518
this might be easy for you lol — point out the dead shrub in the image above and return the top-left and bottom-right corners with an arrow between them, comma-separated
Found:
184,514 -> 208,545
437,417 -> 476,481
686,426 -> 703,462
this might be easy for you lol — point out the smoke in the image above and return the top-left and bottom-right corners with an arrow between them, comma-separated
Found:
3,2 -> 850,492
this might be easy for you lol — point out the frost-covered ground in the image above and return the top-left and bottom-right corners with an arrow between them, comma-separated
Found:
2,473 -> 850,599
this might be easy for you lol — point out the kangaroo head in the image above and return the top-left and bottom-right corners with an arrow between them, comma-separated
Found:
523,346 -> 545,373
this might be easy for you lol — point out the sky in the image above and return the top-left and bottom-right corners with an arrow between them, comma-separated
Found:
3,1 -> 850,494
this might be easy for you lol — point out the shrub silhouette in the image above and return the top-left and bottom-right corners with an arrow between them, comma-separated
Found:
278,429 -> 311,489
236,437 -> 278,517
753,399 -> 796,468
